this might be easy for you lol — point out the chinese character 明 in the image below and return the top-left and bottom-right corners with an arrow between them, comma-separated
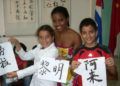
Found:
39,60 -> 50,75
87,69 -> 103,84
84,59 -> 97,70
0,46 -> 5,56
53,63 -> 64,80
0,58 -> 11,68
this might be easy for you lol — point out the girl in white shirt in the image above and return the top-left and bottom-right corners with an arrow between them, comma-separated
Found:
7,25 -> 58,86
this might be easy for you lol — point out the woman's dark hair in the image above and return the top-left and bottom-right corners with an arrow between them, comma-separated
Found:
51,6 -> 69,26
14,43 -> 27,55
36,25 -> 55,37
32,45 -> 37,49
79,18 -> 98,32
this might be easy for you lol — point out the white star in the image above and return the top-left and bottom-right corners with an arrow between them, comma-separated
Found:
88,53 -> 93,57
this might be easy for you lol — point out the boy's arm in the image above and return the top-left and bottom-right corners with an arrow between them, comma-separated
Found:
106,57 -> 118,80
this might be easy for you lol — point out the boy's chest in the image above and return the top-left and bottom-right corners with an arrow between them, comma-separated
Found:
79,49 -> 103,59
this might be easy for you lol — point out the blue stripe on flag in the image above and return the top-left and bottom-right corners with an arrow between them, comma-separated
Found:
95,10 -> 102,44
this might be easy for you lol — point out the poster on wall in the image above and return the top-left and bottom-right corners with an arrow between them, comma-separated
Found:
6,0 -> 36,23
41,0 -> 71,25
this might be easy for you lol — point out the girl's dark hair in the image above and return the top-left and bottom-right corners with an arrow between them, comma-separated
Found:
14,43 -> 27,55
51,6 -> 69,26
79,18 -> 98,32
36,25 -> 55,37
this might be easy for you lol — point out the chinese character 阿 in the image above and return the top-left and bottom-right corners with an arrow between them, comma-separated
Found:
0,58 -> 11,68
39,60 -> 50,75
87,69 -> 103,83
53,63 -> 64,80
84,59 -> 97,70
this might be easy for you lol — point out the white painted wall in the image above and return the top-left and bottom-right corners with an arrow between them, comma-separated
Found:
0,0 -> 95,49
70,0 -> 96,32
0,0 -> 5,36
0,36 -> 38,50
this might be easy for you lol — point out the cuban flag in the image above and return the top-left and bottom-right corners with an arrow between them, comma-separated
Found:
95,0 -> 104,44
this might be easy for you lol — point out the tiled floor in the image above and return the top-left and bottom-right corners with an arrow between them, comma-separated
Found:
108,57 -> 120,86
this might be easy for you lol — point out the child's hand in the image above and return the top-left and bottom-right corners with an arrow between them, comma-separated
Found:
105,57 -> 114,67
9,37 -> 19,45
7,71 -> 17,78
105,57 -> 118,80
71,61 -> 80,70
56,56 -> 64,60
9,37 -> 21,51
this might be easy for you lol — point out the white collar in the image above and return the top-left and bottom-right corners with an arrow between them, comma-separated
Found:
37,43 -> 55,51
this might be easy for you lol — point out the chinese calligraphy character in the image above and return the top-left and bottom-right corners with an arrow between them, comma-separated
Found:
0,46 -> 5,56
30,0 -> 34,3
0,58 -> 11,68
87,69 -> 103,83
61,0 -> 66,3
53,1 -> 58,7
53,63 -> 64,80
15,0 -> 20,20
60,0 -> 66,6
84,59 -> 97,70
84,59 -> 103,84
39,60 -> 50,75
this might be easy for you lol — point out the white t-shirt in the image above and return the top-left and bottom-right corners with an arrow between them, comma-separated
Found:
16,43 -> 58,86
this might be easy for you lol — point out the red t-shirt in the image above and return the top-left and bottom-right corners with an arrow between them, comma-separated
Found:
73,44 -> 112,86
16,55 -> 27,69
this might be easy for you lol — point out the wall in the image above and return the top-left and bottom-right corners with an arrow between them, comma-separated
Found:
0,36 -> 37,50
0,0 -> 5,36
71,0 -> 95,32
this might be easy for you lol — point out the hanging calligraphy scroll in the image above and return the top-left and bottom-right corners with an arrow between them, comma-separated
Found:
3,0 -> 39,36
41,0 -> 71,25
6,0 -> 36,23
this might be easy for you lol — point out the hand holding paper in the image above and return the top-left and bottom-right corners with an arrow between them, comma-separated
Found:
71,61 -> 80,70
0,42 -> 18,76
105,57 -> 114,67
9,37 -> 21,51
7,71 -> 17,78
